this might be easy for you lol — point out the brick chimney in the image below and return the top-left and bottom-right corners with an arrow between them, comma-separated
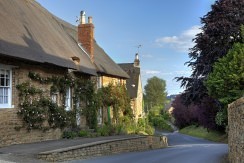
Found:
134,53 -> 140,67
78,11 -> 94,62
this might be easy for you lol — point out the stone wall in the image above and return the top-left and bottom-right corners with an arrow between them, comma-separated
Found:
38,136 -> 168,162
228,97 -> 244,163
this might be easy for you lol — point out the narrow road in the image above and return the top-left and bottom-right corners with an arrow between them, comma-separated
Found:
73,131 -> 228,163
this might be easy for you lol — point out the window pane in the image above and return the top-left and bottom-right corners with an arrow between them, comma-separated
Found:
4,88 -> 8,96
0,78 -> 4,86
6,78 -> 10,86
0,87 -> 3,104
0,69 -> 4,77
4,96 -> 8,103
0,96 -> 3,104
5,70 -> 10,86
0,88 -> 3,96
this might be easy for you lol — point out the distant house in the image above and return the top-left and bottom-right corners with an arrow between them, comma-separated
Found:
119,54 -> 144,122
0,0 -> 128,147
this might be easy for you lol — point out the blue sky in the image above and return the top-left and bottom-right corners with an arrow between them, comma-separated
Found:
36,0 -> 215,95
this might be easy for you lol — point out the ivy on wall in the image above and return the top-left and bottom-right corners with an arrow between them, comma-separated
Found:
16,72 -> 97,131
97,83 -> 133,124
16,72 -> 133,131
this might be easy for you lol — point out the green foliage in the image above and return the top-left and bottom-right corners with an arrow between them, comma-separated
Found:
97,124 -> 112,136
206,40 -> 244,106
62,131 -> 78,139
97,123 -> 124,136
180,125 -> 227,143
78,130 -> 89,137
205,27 -> 244,128
17,72 -> 98,130
17,82 -> 74,130
144,76 -> 167,110
119,116 -> 154,135
97,83 -> 133,123
215,109 -> 228,127
149,115 -> 173,132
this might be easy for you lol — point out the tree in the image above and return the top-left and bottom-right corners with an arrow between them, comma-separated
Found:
144,76 -> 167,110
172,95 -> 198,129
172,95 -> 221,131
177,0 -> 244,104
205,26 -> 244,126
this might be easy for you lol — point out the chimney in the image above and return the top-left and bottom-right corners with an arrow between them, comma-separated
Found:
134,53 -> 140,67
78,11 -> 94,62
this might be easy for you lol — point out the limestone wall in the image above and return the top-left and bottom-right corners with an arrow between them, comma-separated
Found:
38,136 -> 168,162
228,97 -> 244,163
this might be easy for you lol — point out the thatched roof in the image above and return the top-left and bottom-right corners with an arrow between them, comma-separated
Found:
0,0 -> 97,75
119,63 -> 140,98
93,42 -> 129,78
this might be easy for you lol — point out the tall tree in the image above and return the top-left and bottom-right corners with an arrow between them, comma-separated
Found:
144,76 -> 167,109
177,0 -> 244,104
205,26 -> 244,126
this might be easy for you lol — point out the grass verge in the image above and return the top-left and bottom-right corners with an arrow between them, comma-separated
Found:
179,125 -> 227,143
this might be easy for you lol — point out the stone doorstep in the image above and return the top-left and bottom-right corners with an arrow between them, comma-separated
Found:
38,136 -> 145,155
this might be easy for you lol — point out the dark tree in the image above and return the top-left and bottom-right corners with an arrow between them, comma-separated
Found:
172,95 -> 198,129
177,0 -> 244,104
195,97 -> 221,131
172,95 -> 221,131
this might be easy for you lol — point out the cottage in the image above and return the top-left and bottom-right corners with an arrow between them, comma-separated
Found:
119,54 -> 144,122
0,0 -> 128,147
0,0 -> 98,147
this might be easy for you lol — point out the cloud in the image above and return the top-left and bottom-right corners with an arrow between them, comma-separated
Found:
141,54 -> 153,58
155,25 -> 202,52
143,70 -> 161,75
142,70 -> 174,76
174,70 -> 191,75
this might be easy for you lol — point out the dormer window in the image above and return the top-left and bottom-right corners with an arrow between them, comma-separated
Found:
71,56 -> 80,65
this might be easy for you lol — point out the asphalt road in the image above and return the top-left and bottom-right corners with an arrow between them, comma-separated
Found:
73,131 -> 228,163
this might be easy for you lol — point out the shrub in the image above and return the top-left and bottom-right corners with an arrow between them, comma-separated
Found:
62,131 -> 78,139
150,116 -> 173,131
78,130 -> 89,137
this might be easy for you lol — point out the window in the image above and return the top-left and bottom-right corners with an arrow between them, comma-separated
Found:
65,87 -> 71,111
51,94 -> 58,104
0,66 -> 12,108
97,76 -> 102,89
97,108 -> 102,125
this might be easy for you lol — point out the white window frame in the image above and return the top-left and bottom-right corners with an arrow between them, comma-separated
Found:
97,76 -> 102,89
51,93 -> 58,104
0,64 -> 12,109
97,108 -> 102,125
65,87 -> 71,111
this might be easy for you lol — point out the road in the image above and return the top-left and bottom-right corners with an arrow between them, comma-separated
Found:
72,131 -> 228,163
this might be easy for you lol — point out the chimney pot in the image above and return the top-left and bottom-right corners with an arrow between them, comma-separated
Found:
134,53 -> 140,67
80,11 -> 86,24
88,16 -> 93,24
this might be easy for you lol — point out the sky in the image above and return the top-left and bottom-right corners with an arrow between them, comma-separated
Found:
36,0 -> 215,95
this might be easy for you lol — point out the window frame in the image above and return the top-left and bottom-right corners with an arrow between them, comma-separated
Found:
0,64 -> 12,109
65,87 -> 71,111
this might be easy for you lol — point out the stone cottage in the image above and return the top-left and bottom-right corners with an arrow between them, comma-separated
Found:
0,0 -> 128,147
119,54 -> 144,122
